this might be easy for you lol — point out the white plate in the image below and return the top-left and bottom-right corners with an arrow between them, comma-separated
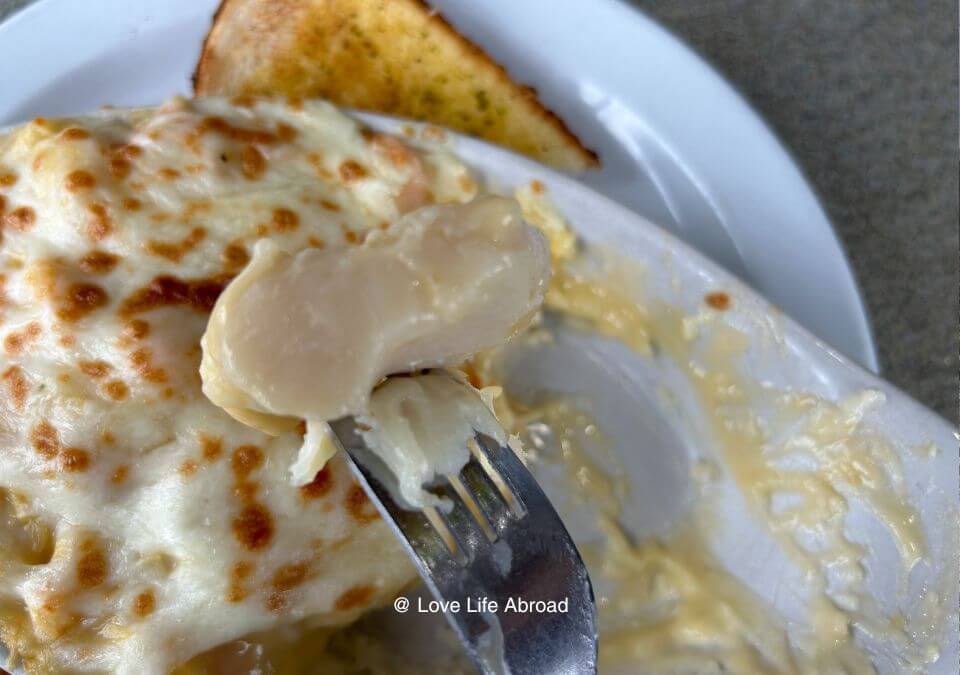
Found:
0,0 -> 878,371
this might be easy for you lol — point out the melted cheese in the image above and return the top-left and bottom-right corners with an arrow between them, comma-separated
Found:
0,96 -> 483,674
356,372 -> 507,509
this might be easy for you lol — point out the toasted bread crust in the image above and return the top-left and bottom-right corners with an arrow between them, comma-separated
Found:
194,0 -> 598,171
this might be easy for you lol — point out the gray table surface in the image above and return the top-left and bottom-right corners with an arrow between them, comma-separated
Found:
1,0 -> 957,422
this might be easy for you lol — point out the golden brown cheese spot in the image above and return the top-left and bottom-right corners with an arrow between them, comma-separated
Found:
271,563 -> 308,593
232,503 -> 274,552
240,145 -> 267,180
101,431 -> 116,445
271,207 -> 299,232
157,167 -> 182,181
221,242 -> 250,270
199,116 -> 278,145
2,205 -> 37,232
110,465 -> 129,484
338,160 -> 368,183
119,275 -> 226,317
86,202 -> 113,240
276,122 -> 298,143
56,283 -> 109,323
299,465 -> 334,500
132,589 -> 156,618
179,459 -> 199,477
266,562 -> 310,612
340,223 -> 363,245
102,379 -> 129,401
705,291 -> 731,311
64,170 -> 96,192
345,484 -> 380,524
108,157 -> 132,181
62,128 -> 91,141
334,584 -> 375,611
121,197 -> 142,212
231,445 -> 264,479
306,236 -> 326,249
129,348 -> 167,384
78,360 -> 111,378
227,561 -> 254,603
319,199 -> 340,212
181,200 -> 213,220
79,249 -> 120,275
145,227 -> 207,263
0,171 -> 18,187
61,448 -> 91,473
76,539 -> 108,589
4,321 -> 41,354
0,194 -> 5,214
31,420 -> 60,459
201,435 -> 223,461
530,179 -> 545,195
2,365 -> 28,410
107,142 -> 143,161
123,319 -> 150,340
371,133 -> 415,168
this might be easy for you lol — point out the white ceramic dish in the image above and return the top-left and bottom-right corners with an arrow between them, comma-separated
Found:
0,0 -> 878,370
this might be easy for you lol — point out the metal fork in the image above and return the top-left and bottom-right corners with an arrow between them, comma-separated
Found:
329,415 -> 598,675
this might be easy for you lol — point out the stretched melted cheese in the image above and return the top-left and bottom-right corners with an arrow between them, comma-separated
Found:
0,96 -> 480,674
357,373 -> 508,509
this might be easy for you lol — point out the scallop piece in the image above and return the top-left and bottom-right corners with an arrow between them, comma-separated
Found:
200,196 -> 550,474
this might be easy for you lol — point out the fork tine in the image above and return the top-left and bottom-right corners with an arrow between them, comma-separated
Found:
421,504 -> 470,565
471,433 -> 529,517
459,453 -> 516,533
447,473 -> 497,542
427,477 -> 494,557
